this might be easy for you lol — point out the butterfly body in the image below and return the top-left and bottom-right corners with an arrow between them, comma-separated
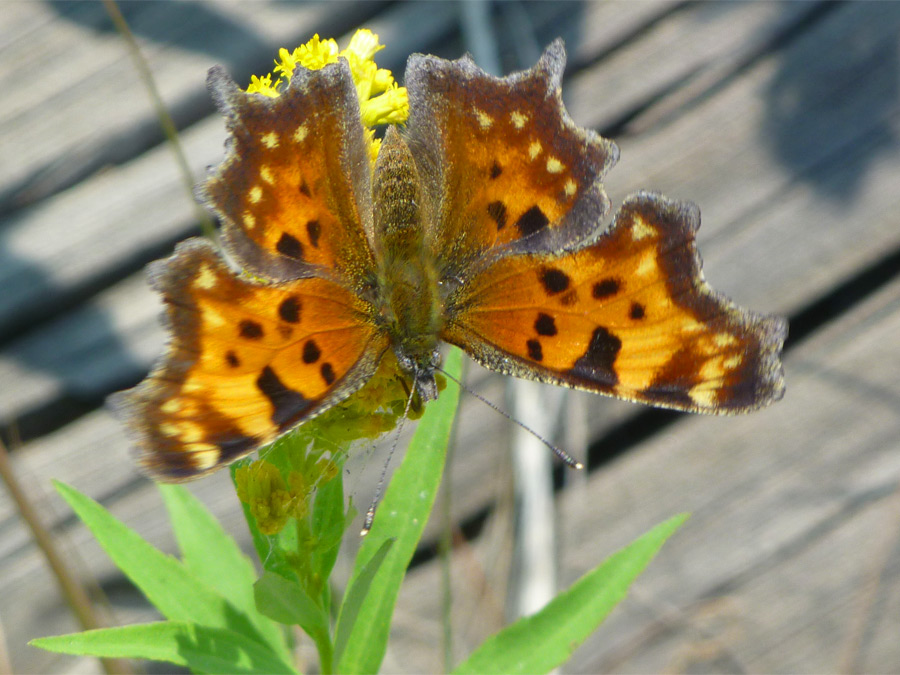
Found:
111,40 -> 786,480
370,126 -> 443,401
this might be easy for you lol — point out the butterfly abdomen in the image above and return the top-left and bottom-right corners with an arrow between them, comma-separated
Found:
372,127 -> 443,391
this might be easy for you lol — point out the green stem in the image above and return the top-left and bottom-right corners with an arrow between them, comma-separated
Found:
314,629 -> 335,675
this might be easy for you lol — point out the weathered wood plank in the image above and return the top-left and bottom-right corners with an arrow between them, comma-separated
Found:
567,1 -> 822,133
0,0 -> 385,211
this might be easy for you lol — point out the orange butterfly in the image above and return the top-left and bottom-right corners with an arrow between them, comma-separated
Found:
111,40 -> 786,480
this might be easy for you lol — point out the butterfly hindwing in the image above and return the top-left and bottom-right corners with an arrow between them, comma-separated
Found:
199,60 -> 375,287
405,40 -> 619,278
110,239 -> 388,480
442,193 -> 786,413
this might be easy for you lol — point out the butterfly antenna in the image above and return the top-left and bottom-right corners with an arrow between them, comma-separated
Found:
434,366 -> 583,470
360,367 -> 419,536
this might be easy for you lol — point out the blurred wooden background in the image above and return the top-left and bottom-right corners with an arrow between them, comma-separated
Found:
2,1 -> 899,672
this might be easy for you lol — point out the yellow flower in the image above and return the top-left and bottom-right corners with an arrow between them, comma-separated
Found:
345,28 -> 383,61
361,82 -> 409,127
245,73 -> 279,98
244,29 -> 408,162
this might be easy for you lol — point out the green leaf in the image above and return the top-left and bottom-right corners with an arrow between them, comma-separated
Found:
336,347 -> 463,675
311,469 -> 348,587
333,537 -> 394,666
453,513 -> 689,674
52,482 -> 270,647
158,484 -> 290,661
254,571 -> 329,639
31,621 -> 297,674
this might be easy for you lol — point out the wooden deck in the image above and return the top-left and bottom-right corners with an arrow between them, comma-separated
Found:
2,1 -> 899,672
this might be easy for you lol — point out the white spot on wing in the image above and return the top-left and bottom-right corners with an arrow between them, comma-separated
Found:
546,157 -> 564,173
261,132 -> 279,149
475,109 -> 493,129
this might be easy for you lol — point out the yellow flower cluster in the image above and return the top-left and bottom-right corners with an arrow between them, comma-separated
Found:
245,29 -> 409,162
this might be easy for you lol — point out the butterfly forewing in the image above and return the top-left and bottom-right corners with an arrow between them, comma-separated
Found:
405,40 -> 619,277
200,61 -> 375,287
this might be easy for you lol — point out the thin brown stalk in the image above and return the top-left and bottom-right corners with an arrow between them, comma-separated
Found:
102,0 -> 216,240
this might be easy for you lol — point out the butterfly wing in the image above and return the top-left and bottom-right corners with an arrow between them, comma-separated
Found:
199,59 -> 375,286
404,40 -> 618,278
111,239 -> 388,480
113,61 -> 388,480
442,193 -> 786,413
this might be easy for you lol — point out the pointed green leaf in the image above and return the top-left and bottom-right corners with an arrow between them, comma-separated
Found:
31,621 -> 297,674
336,347 -> 463,675
53,482 -> 270,647
159,484 -> 289,661
333,537 -> 394,666
254,571 -> 329,638
311,469 -> 347,585
453,514 -> 689,674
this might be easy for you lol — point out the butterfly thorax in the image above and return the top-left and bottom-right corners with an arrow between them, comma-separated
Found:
372,127 -> 443,400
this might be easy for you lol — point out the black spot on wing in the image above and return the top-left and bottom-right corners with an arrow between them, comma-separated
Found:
534,313 -> 557,336
276,232 -> 304,260
302,340 -> 321,364
571,327 -> 621,384
630,302 -> 645,320
487,201 -> 507,230
225,350 -> 240,368
278,296 -> 301,323
540,268 -> 570,295
306,220 -> 321,247
490,162 -> 502,179
256,365 -> 311,427
239,320 -> 264,339
640,382 -> 694,409
516,205 -> 549,237
321,362 -> 336,385
592,278 -> 620,299
527,339 -> 543,362
215,432 -> 260,463
299,180 -> 311,197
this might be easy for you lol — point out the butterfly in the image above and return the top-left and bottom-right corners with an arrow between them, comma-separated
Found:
111,39 -> 786,480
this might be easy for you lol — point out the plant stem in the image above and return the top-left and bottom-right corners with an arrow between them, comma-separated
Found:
316,631 -> 334,675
